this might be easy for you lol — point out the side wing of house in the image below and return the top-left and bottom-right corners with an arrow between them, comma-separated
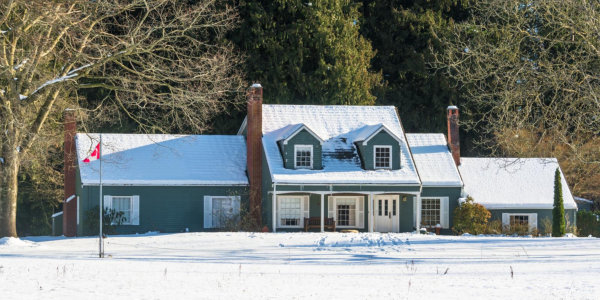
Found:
74,133 -> 249,235
459,158 -> 578,233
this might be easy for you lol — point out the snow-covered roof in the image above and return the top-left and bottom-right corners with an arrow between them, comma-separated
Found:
261,105 -> 420,185
76,133 -> 248,186
275,123 -> 324,144
459,158 -> 576,209
406,134 -> 462,187
352,124 -> 401,145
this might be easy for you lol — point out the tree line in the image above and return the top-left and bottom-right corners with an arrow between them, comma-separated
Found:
1,0 -> 598,237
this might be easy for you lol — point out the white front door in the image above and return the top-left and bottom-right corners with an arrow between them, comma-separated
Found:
374,195 -> 400,232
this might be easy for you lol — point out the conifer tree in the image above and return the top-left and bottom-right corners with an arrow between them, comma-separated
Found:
233,0 -> 381,105
552,168 -> 566,237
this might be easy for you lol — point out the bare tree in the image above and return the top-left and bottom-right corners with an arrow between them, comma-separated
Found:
0,0 -> 244,237
432,0 -> 600,198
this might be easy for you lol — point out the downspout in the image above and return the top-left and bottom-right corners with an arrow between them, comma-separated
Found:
272,183 -> 277,233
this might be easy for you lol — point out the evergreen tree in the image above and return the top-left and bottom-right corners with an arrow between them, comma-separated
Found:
552,168 -> 565,237
359,0 -> 470,133
233,0 -> 381,105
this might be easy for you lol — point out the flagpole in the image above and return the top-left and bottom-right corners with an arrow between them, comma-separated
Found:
99,133 -> 104,258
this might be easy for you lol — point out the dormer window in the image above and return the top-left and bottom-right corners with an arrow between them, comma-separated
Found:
374,146 -> 392,169
294,145 -> 313,169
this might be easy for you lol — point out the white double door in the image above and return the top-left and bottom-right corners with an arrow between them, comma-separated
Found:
374,195 -> 400,232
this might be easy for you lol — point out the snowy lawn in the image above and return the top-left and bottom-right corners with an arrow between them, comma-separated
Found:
1,232 -> 599,299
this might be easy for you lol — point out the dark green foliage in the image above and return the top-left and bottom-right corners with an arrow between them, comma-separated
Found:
452,196 -> 491,235
233,0 -> 381,105
552,168 -> 565,237
576,210 -> 600,237
82,206 -> 126,236
359,0 -> 470,133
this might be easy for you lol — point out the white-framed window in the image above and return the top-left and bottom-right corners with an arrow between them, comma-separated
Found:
328,196 -> 364,228
204,196 -> 241,229
294,144 -> 313,169
502,213 -> 538,232
103,195 -> 140,225
420,197 -> 449,229
374,145 -> 392,169
277,195 -> 309,228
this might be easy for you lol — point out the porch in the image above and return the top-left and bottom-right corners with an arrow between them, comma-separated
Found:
269,184 -> 425,233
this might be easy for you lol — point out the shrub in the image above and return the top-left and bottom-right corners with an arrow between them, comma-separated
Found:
485,220 -> 502,234
82,206 -> 126,236
453,196 -> 491,235
503,222 -> 530,236
540,217 -> 553,236
577,210 -> 600,237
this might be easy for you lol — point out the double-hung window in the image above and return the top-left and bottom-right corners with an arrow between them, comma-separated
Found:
419,197 -> 449,229
421,198 -> 440,227
374,146 -> 392,169
103,195 -> 140,225
294,145 -> 313,169
277,196 -> 309,228
204,196 -> 241,229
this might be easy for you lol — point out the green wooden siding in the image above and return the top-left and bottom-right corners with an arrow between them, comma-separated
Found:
421,186 -> 462,234
77,184 -> 248,235
399,196 -> 414,232
282,129 -> 322,169
489,208 -> 577,233
355,130 -> 401,170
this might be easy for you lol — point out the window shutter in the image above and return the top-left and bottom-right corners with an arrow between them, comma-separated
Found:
357,197 -> 365,229
529,213 -> 538,232
302,197 -> 310,226
502,213 -> 509,229
131,195 -> 140,225
204,196 -> 212,229
233,196 -> 241,215
76,196 -> 80,225
328,196 -> 334,219
103,195 -> 112,211
440,197 -> 450,228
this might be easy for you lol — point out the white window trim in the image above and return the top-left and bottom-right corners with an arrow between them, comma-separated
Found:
373,145 -> 392,169
294,144 -> 313,169
277,195 -> 309,228
331,196 -> 363,229
420,197 -> 449,229
203,195 -> 241,229
502,213 -> 538,232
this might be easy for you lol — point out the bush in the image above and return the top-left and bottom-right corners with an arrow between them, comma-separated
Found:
577,210 -> 600,237
485,220 -> 502,234
82,206 -> 126,236
503,223 -> 530,236
453,196 -> 491,235
540,217 -> 553,236
552,168 -> 565,237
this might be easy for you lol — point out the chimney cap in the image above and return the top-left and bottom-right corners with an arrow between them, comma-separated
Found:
251,83 -> 262,88
447,105 -> 458,110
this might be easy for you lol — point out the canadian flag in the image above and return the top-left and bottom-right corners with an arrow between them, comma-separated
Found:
83,143 -> 100,163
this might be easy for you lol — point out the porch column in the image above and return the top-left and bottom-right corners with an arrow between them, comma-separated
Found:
320,193 -> 324,232
415,194 -> 421,231
272,184 -> 277,233
368,193 -> 374,232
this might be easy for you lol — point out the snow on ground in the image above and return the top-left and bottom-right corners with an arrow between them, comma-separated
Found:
1,232 -> 599,299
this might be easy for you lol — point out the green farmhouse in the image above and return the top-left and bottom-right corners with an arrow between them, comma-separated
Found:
56,84 -> 577,236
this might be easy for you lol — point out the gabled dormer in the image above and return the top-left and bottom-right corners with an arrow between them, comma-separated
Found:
276,124 -> 324,170
353,124 -> 402,170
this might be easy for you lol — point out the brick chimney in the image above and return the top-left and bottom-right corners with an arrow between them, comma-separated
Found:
247,83 -> 263,227
63,109 -> 77,236
447,106 -> 460,166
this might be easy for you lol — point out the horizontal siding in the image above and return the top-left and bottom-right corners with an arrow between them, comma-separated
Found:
283,129 -> 322,169
78,185 -> 248,235
357,131 -> 401,170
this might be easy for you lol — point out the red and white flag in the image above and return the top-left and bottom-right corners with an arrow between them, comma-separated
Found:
83,143 -> 100,163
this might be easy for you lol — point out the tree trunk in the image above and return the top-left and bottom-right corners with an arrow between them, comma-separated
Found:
0,141 -> 19,237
